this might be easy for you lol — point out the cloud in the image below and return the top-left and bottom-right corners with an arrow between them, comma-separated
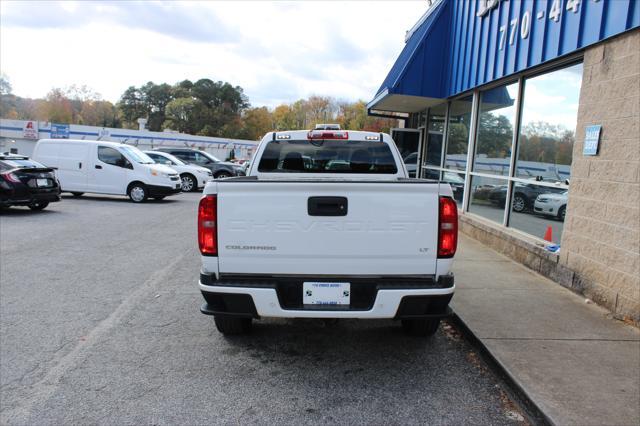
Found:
520,67 -> 583,129
1,1 -> 237,43
0,1 -> 428,107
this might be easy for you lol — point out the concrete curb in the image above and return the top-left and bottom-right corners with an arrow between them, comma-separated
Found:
449,312 -> 554,426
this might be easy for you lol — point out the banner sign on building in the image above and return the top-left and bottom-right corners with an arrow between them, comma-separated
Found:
22,121 -> 38,139
583,125 -> 602,156
51,123 -> 70,139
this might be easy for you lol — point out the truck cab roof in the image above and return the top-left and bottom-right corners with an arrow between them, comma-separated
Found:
268,129 -> 389,142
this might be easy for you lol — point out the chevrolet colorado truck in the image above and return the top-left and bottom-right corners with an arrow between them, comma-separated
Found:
197,127 -> 458,337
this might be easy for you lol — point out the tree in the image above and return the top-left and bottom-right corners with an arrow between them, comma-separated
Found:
272,104 -> 296,130
116,78 -> 250,135
43,88 -> 74,123
142,82 -> 173,131
117,86 -> 147,129
80,100 -> 118,127
305,95 -> 336,127
476,113 -> 513,157
336,100 -> 395,132
241,107 -> 272,140
163,97 -> 208,134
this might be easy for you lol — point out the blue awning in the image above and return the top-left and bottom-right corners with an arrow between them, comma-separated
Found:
367,0 -> 450,114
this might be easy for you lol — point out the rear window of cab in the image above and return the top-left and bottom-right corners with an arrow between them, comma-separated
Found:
257,140 -> 398,174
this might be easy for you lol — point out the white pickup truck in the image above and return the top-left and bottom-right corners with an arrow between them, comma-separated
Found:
197,127 -> 458,337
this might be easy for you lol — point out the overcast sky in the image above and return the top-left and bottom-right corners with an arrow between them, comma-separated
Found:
0,1 -> 427,107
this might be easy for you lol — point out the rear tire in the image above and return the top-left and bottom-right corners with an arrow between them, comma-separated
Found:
71,192 -> 84,197
511,193 -> 528,213
214,316 -> 252,335
401,318 -> 440,337
180,174 -> 197,192
128,183 -> 148,203
215,171 -> 232,179
557,205 -> 566,222
28,201 -> 49,211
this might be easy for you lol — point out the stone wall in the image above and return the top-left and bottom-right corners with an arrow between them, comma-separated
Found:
560,29 -> 640,323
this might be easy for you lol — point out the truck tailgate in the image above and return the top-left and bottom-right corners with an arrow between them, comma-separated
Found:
216,181 -> 440,276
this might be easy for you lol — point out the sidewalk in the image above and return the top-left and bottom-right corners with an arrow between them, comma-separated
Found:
452,234 -> 640,426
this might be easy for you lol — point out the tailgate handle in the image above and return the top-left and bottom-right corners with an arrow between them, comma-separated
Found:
308,197 -> 348,216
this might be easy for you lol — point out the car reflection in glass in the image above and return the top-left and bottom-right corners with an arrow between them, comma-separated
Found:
486,180 -> 566,213
534,191 -> 568,221
423,168 -> 465,203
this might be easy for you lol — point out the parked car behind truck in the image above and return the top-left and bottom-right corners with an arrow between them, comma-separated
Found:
197,127 -> 458,337
0,153 -> 61,210
33,139 -> 182,203
156,148 -> 245,179
144,150 -> 212,192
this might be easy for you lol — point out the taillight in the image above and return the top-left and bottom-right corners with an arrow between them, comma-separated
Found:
438,196 -> 458,258
1,172 -> 21,183
198,195 -> 217,256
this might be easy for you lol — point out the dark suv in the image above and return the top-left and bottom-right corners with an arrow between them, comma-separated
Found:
156,148 -> 244,179
0,154 -> 61,211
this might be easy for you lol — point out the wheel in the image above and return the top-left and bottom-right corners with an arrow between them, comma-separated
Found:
557,205 -> 566,222
180,174 -> 196,192
401,318 -> 440,337
214,316 -> 252,335
128,183 -> 148,203
511,193 -> 528,212
71,192 -> 84,197
28,201 -> 49,211
215,171 -> 232,179
153,196 -> 166,201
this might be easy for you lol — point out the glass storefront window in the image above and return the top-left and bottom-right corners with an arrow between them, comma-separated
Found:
468,175 -> 508,224
424,103 -> 447,167
509,183 -> 567,244
441,170 -> 466,205
392,129 -> 420,178
445,95 -> 473,171
515,63 -> 583,182
474,82 -> 518,176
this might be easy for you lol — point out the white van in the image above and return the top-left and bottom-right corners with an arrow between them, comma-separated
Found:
32,139 -> 182,202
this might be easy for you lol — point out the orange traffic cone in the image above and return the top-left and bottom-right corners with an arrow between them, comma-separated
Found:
544,225 -> 553,242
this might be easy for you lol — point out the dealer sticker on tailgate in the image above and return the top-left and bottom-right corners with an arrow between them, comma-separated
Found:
303,282 -> 350,305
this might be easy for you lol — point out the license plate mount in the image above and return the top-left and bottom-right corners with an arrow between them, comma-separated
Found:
303,282 -> 350,306
36,178 -> 49,187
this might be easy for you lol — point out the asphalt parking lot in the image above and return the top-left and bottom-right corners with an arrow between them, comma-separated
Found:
1,192 -> 528,425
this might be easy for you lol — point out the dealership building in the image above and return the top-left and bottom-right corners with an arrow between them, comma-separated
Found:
369,0 -> 639,322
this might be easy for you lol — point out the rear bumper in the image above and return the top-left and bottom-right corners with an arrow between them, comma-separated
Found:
1,188 -> 61,206
199,274 -> 454,319
147,184 -> 182,197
